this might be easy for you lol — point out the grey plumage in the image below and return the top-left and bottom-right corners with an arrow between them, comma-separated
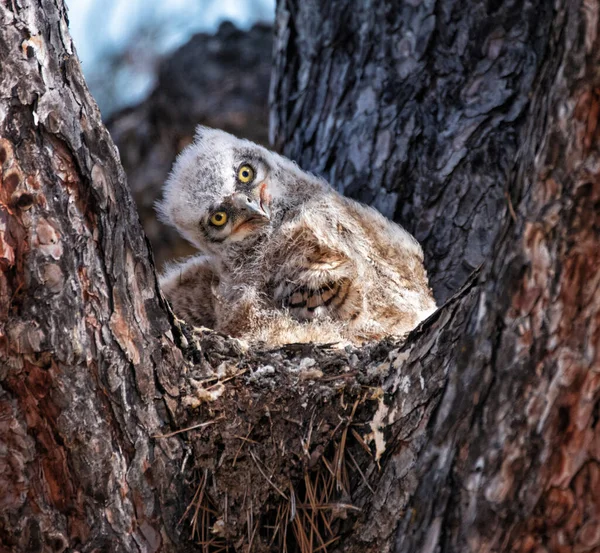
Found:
157,126 -> 436,345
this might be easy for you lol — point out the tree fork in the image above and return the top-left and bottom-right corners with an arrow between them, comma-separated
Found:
0,1 -> 599,553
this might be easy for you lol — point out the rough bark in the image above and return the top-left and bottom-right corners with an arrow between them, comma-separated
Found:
270,0 -> 554,303
0,1 -> 599,553
271,1 -> 600,551
0,2 -> 190,550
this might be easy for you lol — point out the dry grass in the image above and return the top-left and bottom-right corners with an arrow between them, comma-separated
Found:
184,399 -> 370,552
181,470 -> 229,553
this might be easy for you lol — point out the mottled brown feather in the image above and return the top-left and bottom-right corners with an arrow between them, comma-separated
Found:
158,127 -> 437,346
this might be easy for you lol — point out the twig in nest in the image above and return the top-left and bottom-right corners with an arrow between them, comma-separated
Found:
248,513 -> 260,552
289,481 -> 297,522
321,456 -> 335,479
269,497 -> 291,551
180,470 -> 227,552
250,449 -> 288,499
246,502 -> 255,550
350,427 -> 373,457
319,372 -> 358,382
153,417 -> 224,438
302,410 -> 317,457
184,471 -> 208,540
333,427 -> 349,493
296,503 -> 361,512
293,504 -> 329,553
347,449 -> 375,494
312,535 -> 341,552
232,424 -> 254,467
315,469 -> 334,536
179,473 -> 205,528
231,434 -> 260,445
268,503 -> 283,547
205,369 -> 247,390
302,472 -> 328,550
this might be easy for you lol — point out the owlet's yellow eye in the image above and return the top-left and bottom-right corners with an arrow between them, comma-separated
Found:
210,211 -> 228,226
238,164 -> 254,183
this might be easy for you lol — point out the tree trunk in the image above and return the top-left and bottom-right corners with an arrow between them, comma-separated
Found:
270,1 -> 600,551
270,0 -> 555,303
1,2 -> 599,553
0,2 -> 191,551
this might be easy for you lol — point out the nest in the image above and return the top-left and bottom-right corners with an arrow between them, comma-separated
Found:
163,326 -> 398,552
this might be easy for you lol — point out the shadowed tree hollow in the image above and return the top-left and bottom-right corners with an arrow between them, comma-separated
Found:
1,1 -> 599,552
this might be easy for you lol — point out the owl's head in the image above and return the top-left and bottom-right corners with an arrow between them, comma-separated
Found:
156,126 -> 325,256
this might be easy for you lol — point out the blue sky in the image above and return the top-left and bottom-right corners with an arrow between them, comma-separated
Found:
66,0 -> 275,114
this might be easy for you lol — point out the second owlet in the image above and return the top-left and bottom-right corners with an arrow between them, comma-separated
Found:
157,127 -> 436,346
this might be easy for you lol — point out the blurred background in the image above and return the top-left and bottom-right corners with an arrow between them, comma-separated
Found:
67,0 -> 275,268
69,0 -> 274,116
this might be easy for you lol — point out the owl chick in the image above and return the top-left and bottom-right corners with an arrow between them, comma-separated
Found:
156,127 -> 436,346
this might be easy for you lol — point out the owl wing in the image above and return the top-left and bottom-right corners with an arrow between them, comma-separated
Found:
270,194 -> 435,328
279,263 -> 355,321
270,205 -> 362,322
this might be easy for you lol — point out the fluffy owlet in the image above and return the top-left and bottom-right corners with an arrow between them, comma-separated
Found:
156,127 -> 436,346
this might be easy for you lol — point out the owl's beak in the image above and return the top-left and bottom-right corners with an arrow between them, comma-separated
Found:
229,192 -> 270,221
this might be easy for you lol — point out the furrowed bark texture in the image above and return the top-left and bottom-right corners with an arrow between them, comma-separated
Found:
0,2 -> 191,551
270,0 -> 554,303
271,0 -> 600,552
0,1 -> 599,553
